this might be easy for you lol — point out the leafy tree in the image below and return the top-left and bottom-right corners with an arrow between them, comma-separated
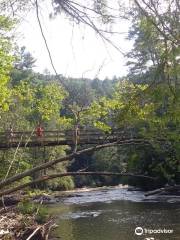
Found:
13,80 -> 66,125
0,15 -> 14,114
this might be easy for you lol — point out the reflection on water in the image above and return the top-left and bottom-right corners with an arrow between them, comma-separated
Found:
48,187 -> 180,240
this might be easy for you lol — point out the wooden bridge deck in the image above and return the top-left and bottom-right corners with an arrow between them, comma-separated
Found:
0,129 -> 138,149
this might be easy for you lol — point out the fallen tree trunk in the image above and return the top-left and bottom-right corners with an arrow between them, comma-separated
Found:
145,185 -> 180,196
0,139 -> 149,190
0,195 -> 23,207
0,171 -> 155,197
0,209 -> 55,240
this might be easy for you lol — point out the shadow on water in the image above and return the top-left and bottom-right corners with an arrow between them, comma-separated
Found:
48,187 -> 180,240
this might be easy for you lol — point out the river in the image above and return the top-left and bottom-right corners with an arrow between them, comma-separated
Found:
48,186 -> 180,240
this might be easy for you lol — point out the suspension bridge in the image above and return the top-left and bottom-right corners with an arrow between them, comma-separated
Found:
0,129 -> 141,149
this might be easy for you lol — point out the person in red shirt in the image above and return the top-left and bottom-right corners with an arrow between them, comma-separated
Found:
36,123 -> 44,137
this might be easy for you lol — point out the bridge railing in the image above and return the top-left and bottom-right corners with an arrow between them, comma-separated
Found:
0,129 -> 136,146
0,131 -> 66,144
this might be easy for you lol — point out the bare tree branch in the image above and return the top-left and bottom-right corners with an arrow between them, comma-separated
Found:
134,0 -> 179,45
4,135 -> 23,180
145,185 -> 180,196
0,171 -> 155,197
0,139 -> 151,189
54,0 -> 125,55
34,0 -> 68,90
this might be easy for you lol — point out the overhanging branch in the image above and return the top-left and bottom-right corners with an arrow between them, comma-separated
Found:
0,139 -> 150,189
0,171 -> 155,197
145,185 -> 180,196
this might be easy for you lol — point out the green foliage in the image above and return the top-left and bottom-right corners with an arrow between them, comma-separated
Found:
18,200 -> 37,215
13,80 -> 67,124
114,0 -> 180,184
35,207 -> 49,224
0,0 -> 180,191
36,83 -> 66,121
17,200 -> 49,224
0,15 -> 14,113
48,176 -> 75,191
92,147 -> 122,172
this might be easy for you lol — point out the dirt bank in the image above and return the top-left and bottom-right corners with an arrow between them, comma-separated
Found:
0,207 -> 55,240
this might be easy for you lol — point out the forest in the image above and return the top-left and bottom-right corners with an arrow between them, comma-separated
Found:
0,0 -> 179,239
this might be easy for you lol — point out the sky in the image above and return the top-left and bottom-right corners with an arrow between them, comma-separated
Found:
16,1 -> 133,80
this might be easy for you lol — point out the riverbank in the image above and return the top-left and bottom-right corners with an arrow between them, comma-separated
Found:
0,185 -> 130,239
1,184 -> 180,239
0,186 -> 127,239
1,183 -> 180,206
0,206 -> 55,240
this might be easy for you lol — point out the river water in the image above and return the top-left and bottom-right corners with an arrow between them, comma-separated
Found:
48,186 -> 180,240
